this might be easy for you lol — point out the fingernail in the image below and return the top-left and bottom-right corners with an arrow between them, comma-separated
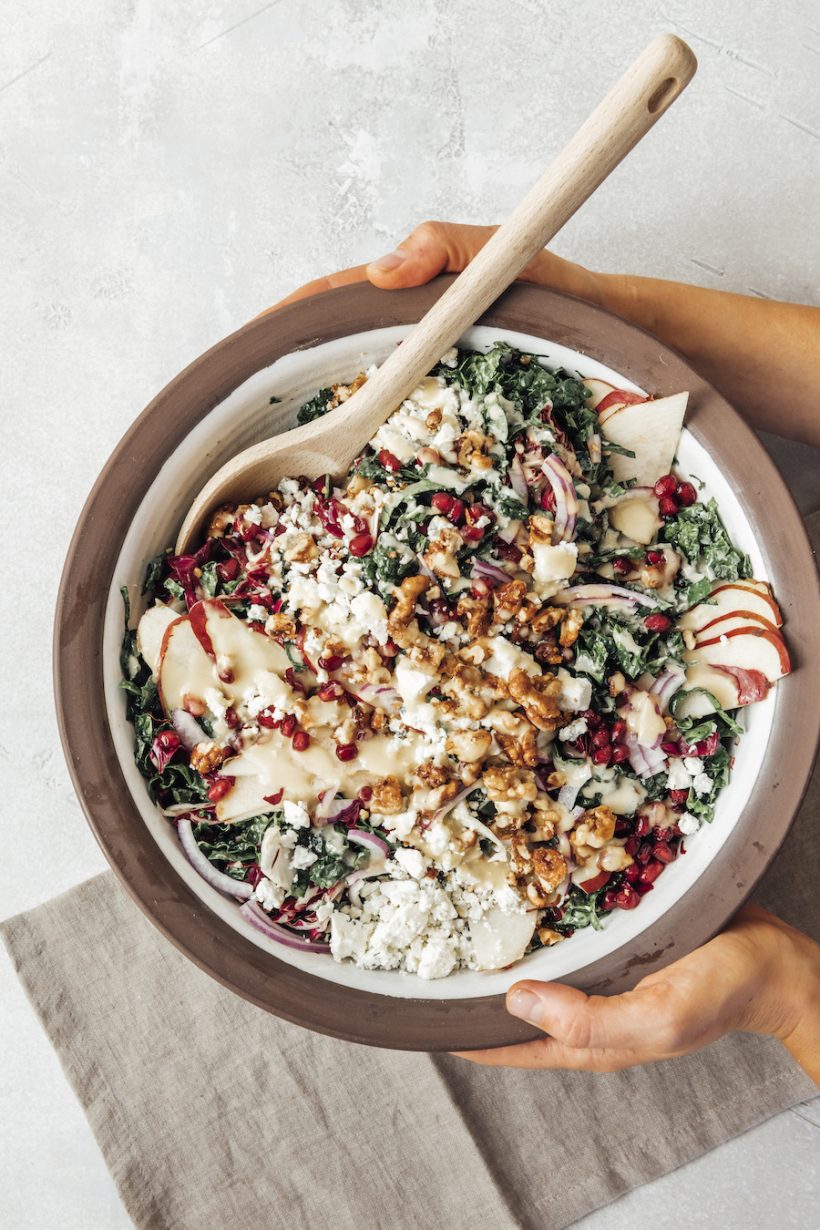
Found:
508,989 -> 543,1025
370,249 -> 406,272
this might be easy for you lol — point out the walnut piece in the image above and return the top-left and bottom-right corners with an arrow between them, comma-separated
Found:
507,668 -> 563,731
205,504 -> 237,539
369,776 -> 404,815
531,847 -> 568,892
190,741 -> 229,775
388,574 -> 430,632
445,729 -> 493,764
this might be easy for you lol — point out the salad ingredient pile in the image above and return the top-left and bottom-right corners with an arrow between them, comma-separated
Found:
121,342 -> 789,979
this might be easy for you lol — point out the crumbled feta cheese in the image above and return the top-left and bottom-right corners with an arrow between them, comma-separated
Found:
665,758 -> 693,791
246,603 -> 268,623
393,847 -> 427,879
692,772 -> 713,798
555,668 -> 592,712
282,800 -> 310,829
683,756 -> 705,776
559,717 -> 588,742
678,812 -> 701,835
254,877 -> 286,911
291,846 -> 318,870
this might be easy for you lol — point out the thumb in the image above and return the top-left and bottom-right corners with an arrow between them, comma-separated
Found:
506,979 -> 671,1052
366,221 -> 497,288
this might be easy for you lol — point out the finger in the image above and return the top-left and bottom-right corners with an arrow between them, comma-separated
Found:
259,263 -> 371,315
366,221 -> 498,288
506,979 -> 683,1054
450,1038 -> 646,1073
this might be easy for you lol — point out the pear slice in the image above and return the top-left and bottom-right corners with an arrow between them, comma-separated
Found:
136,603 -> 180,677
470,909 -> 537,971
601,391 -> 689,486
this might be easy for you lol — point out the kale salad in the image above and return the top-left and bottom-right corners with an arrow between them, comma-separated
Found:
121,342 -> 789,979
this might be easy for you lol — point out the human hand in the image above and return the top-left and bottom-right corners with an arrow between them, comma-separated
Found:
452,904 -> 820,1079
268,220 -> 603,310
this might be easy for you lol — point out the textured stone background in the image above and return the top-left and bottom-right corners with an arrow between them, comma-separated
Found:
1,1 -> 818,1226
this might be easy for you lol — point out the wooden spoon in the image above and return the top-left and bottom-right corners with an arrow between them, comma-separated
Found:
176,34 -> 696,552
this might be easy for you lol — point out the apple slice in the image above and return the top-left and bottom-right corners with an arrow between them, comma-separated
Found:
679,583 -> 783,630
189,599 -> 291,689
582,377 -> 616,408
609,495 -> 661,545
710,581 -> 782,627
136,603 -> 179,676
157,617 -> 216,714
601,391 -> 689,487
470,908 -> 537,971
597,389 -> 648,415
693,611 -> 780,640
685,626 -> 790,683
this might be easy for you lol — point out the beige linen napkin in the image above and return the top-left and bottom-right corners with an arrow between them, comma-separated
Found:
4,516 -> 818,1230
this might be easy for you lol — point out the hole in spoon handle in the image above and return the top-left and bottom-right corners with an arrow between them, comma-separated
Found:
647,77 -> 680,114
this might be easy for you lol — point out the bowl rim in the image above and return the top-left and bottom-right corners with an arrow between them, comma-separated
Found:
54,277 -> 820,1050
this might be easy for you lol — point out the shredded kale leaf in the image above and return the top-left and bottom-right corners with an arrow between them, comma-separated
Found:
557,885 -> 607,932
662,498 -> 751,580
193,814 -> 274,877
296,386 -> 335,424
682,745 -> 732,823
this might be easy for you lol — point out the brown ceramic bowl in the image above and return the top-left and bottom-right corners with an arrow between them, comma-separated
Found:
54,278 -> 820,1050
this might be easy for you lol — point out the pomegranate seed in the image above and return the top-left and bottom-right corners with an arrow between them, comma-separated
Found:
654,826 -> 676,842
207,776 -> 235,802
292,731 -> 310,752
676,481 -> 698,506
636,841 -> 653,864
263,789 -> 284,805
613,555 -> 632,576
462,526 -> 485,542
283,667 -> 307,695
335,743 -> 358,762
317,682 -> 343,702
378,449 -> 402,472
653,841 -> 677,864
614,816 -> 632,837
668,788 -> 689,804
634,882 -> 654,896
624,863 -> 641,883
611,719 -> 627,741
447,499 -> 465,525
348,531 -> 374,557
611,743 -> 630,764
601,889 -> 620,911
644,612 -> 672,632
224,706 -> 240,729
645,549 -> 665,566
258,708 -> 281,729
494,538 -> 522,562
615,885 -> 641,910
592,745 -> 612,766
639,859 -> 664,884
591,726 -> 611,748
280,714 -> 297,738
465,502 -> 494,527
216,557 -> 240,582
582,709 -> 603,728
653,473 -> 678,498
634,815 -> 651,838
659,495 -> 679,518
318,653 -> 344,671
358,785 -> 373,802
624,836 -> 640,856
431,492 -> 455,515
539,486 -> 555,511
379,639 -> 399,657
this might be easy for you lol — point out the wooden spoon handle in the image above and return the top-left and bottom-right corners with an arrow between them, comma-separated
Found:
328,34 -> 696,447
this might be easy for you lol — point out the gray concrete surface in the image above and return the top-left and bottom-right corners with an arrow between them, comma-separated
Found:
1,1 -> 817,1226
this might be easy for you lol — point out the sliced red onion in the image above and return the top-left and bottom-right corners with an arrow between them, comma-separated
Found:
353,682 -> 403,714
432,783 -> 475,823
171,708 -> 206,750
553,583 -> 658,609
624,732 -> 667,778
177,818 -> 253,899
649,666 -> 686,714
461,814 -> 507,857
472,557 -> 510,585
542,453 -> 578,542
347,829 -> 392,858
508,456 -> 529,503
570,804 -> 585,821
239,900 -> 330,953
161,800 -> 216,817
